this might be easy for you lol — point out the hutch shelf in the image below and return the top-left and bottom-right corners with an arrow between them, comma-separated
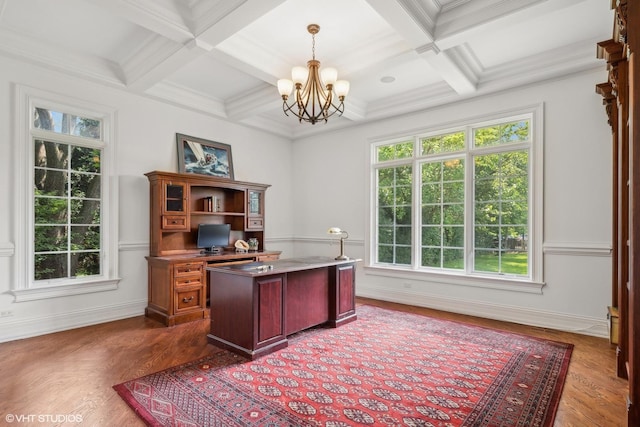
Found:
144,171 -> 280,326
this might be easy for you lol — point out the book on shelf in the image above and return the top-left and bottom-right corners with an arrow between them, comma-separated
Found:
203,196 -> 215,212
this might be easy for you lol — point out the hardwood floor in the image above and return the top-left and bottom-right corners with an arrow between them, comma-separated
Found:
0,298 -> 628,426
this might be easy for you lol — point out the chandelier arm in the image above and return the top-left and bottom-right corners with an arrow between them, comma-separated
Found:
282,95 -> 345,124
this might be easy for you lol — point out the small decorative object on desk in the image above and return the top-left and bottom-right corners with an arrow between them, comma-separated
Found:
248,238 -> 259,251
235,239 -> 249,253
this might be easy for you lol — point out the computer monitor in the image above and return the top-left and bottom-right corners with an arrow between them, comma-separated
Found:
196,223 -> 230,253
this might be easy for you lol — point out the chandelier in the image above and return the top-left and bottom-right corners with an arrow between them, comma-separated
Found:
277,24 -> 349,125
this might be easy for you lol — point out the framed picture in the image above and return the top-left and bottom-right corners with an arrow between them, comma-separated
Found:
176,133 -> 234,179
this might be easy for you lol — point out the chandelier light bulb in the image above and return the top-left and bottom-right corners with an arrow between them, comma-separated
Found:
321,67 -> 338,86
334,80 -> 350,98
291,66 -> 308,85
277,79 -> 293,97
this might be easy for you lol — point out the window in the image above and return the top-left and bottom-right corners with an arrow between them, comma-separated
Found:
370,108 -> 542,287
12,86 -> 119,301
33,108 -> 102,281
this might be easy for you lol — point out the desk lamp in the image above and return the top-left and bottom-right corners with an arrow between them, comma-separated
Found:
327,227 -> 349,260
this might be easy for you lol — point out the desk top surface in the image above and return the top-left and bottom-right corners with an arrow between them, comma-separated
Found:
206,256 -> 359,277
146,249 -> 281,263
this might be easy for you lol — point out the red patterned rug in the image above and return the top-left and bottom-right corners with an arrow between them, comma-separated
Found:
114,305 -> 572,426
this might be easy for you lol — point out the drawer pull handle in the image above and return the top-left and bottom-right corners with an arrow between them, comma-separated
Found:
182,296 -> 194,303
185,280 -> 190,283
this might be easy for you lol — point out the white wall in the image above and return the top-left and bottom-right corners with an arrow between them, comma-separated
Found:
0,56 -> 295,342
291,69 -> 613,337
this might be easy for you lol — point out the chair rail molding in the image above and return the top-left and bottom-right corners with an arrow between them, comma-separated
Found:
0,242 -> 15,257
543,241 -> 612,256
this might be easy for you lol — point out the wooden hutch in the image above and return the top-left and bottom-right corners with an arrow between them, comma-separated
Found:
145,171 -> 280,326
596,1 -> 640,424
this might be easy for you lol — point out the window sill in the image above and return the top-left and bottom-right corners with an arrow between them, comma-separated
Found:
363,265 -> 545,294
10,278 -> 122,302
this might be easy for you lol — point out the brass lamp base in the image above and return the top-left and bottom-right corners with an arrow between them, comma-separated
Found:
335,236 -> 349,260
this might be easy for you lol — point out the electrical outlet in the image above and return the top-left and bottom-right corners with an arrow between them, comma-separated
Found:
403,282 -> 412,289
0,311 -> 13,318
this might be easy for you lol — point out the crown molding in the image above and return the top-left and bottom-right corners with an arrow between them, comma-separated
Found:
145,80 -> 227,118
0,28 -> 124,88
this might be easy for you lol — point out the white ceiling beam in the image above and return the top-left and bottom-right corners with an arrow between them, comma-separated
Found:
195,0 -> 287,46
435,0 -> 589,50
125,37 -> 213,91
0,28 -> 124,87
100,0 -> 286,94
86,0 -> 194,43
366,0 -> 477,95
364,0 -> 436,47
416,43 -> 478,94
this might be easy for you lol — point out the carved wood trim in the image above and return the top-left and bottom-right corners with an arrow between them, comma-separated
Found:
596,82 -> 616,128
616,0 -> 627,45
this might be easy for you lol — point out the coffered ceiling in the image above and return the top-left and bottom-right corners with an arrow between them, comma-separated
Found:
0,0 -> 613,139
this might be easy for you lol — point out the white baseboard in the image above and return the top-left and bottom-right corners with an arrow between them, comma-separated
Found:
356,285 -> 609,338
0,299 -> 147,343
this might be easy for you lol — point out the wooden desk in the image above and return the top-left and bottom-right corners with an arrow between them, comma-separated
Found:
145,250 -> 280,326
206,257 -> 358,359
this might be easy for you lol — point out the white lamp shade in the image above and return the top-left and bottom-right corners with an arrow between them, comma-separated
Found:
321,67 -> 338,86
291,66 -> 308,85
334,80 -> 350,97
277,79 -> 293,96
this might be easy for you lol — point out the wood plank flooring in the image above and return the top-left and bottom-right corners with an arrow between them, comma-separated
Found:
0,298 -> 628,426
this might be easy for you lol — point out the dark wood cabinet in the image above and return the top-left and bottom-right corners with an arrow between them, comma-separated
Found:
596,2 -> 640,424
161,180 -> 189,231
246,188 -> 264,230
145,171 -> 280,326
331,263 -> 356,326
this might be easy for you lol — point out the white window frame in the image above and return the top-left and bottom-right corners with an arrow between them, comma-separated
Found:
11,85 -> 120,302
365,105 -> 544,293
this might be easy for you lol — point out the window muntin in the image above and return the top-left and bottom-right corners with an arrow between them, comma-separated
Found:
32,107 -> 103,283
371,113 -> 535,281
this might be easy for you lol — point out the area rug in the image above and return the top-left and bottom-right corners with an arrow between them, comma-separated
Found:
114,305 -> 572,426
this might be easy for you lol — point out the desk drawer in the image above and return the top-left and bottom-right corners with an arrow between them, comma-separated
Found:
174,262 -> 204,277
175,276 -> 202,287
175,288 -> 202,312
162,215 -> 188,230
247,218 -> 263,229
